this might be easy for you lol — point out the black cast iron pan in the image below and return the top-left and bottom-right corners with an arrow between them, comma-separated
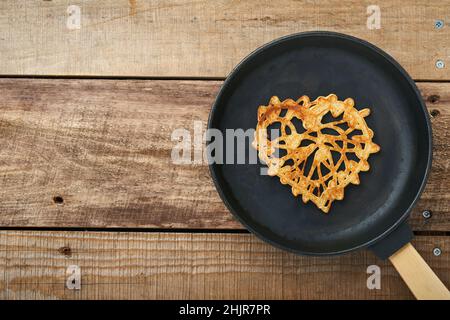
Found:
208,32 -> 449,299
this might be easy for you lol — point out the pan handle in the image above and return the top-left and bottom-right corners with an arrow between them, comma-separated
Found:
389,243 -> 450,300
369,223 -> 450,300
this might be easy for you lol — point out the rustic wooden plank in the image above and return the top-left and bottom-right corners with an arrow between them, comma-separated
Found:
0,0 -> 449,79
411,82 -> 450,231
0,79 -> 231,229
1,231 -> 449,299
0,79 -> 448,230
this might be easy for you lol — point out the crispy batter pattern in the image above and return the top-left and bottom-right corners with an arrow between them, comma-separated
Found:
252,94 -> 380,213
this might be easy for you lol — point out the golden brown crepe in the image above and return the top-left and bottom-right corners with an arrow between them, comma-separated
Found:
253,94 -> 380,213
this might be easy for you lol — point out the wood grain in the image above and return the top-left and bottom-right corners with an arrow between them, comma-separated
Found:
0,0 -> 449,79
1,231 -> 449,300
0,79 -> 449,230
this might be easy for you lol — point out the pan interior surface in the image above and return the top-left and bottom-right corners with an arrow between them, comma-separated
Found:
208,33 -> 431,255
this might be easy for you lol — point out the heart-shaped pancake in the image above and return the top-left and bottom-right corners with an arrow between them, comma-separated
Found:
253,94 -> 380,213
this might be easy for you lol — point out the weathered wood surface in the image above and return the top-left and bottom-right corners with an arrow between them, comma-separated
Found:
0,79 -> 448,230
0,0 -> 449,80
1,231 -> 449,300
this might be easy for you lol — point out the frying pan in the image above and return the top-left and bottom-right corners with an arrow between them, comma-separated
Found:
207,31 -> 450,299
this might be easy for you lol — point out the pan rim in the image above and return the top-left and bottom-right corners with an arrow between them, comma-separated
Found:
207,31 -> 432,256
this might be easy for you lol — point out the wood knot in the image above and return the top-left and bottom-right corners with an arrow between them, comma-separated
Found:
427,94 -> 440,104
58,246 -> 72,257
53,196 -> 64,205
430,109 -> 440,118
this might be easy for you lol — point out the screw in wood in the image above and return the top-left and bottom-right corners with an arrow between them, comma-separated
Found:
435,19 -> 444,29
433,248 -> 442,256
436,60 -> 445,69
422,210 -> 432,219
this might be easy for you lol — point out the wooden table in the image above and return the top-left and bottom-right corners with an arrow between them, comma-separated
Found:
0,0 -> 449,300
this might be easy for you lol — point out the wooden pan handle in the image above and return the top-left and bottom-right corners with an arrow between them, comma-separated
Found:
389,243 -> 450,300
